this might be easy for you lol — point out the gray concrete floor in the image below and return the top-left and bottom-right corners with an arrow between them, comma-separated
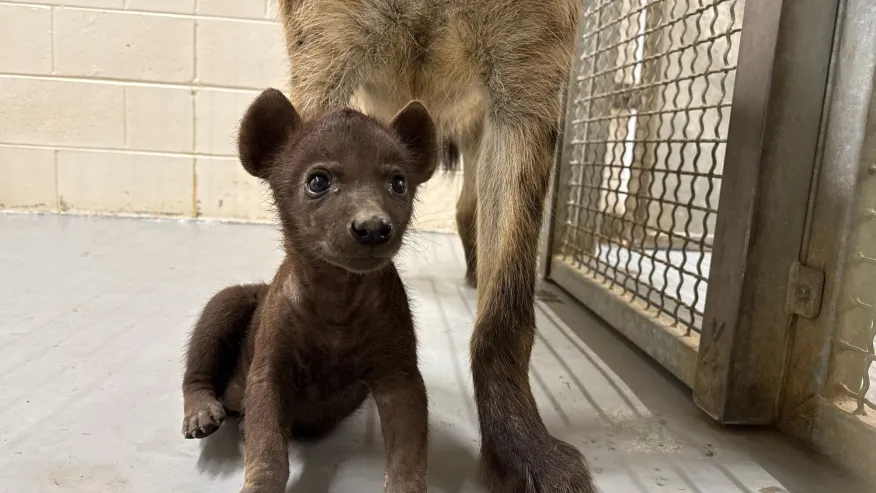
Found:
0,213 -> 869,493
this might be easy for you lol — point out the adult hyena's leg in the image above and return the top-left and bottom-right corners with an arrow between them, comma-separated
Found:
455,125 -> 483,288
472,118 -> 595,493
470,4 -> 594,488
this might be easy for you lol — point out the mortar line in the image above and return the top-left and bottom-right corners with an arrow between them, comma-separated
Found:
0,73 -> 266,93
0,0 -> 279,24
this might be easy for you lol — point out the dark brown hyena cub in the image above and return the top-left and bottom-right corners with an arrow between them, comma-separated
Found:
181,88 -> 438,493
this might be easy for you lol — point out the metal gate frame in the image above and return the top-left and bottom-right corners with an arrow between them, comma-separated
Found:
541,0 -> 839,421
690,0 -> 840,425
777,0 -> 876,483
541,0 -> 876,483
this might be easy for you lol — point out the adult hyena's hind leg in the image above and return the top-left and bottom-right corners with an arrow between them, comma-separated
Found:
454,126 -> 483,288
473,119 -> 596,493
181,283 -> 266,439
469,2 -> 595,491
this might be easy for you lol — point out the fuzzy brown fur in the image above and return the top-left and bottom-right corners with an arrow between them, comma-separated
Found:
181,89 -> 439,493
274,1 -> 595,491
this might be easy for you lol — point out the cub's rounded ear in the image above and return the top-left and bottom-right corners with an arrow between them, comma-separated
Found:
389,101 -> 438,183
238,88 -> 301,179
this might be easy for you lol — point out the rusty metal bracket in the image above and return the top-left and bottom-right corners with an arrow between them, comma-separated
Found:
785,261 -> 825,319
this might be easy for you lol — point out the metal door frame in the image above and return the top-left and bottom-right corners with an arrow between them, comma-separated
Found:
691,0 -> 840,424
541,0 -> 876,483
541,0 -> 840,419
777,0 -> 876,483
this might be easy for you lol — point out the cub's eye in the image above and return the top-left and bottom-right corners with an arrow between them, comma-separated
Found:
305,172 -> 331,197
390,175 -> 407,195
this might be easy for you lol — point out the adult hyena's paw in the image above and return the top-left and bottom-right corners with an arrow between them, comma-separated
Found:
182,395 -> 226,439
482,435 -> 597,493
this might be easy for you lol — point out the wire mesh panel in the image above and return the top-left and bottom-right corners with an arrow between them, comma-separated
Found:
554,0 -> 744,334
839,293 -> 876,415
829,172 -> 876,417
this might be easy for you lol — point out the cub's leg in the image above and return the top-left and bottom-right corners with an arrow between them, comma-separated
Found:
240,354 -> 290,493
181,283 -> 266,439
368,362 -> 428,493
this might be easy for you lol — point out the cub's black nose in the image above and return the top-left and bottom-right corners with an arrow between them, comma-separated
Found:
350,217 -> 393,246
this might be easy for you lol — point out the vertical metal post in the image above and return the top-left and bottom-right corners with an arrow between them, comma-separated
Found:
693,0 -> 840,423
778,0 -> 876,481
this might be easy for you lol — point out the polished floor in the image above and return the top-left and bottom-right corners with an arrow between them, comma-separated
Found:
0,213 -> 868,493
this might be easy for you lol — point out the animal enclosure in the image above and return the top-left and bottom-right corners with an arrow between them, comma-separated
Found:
541,0 -> 876,484
553,0 -> 740,336
0,0 -> 873,490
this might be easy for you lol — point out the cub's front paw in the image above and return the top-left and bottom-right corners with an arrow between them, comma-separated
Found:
182,396 -> 226,439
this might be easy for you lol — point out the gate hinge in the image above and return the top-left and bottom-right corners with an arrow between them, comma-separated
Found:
785,261 -> 825,319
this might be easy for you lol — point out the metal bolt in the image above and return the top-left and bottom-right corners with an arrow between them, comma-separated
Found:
797,284 -> 811,300
869,164 -> 876,175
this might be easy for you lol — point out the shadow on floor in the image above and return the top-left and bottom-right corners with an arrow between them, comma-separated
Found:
194,403 -> 480,493
539,282 -> 867,493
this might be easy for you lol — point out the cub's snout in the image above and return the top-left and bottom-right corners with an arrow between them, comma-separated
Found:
350,215 -> 394,246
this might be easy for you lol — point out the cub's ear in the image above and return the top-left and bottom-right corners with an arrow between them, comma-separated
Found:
238,88 -> 302,179
389,100 -> 438,184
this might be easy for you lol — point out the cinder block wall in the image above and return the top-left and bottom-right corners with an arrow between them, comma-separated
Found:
0,0 -> 462,231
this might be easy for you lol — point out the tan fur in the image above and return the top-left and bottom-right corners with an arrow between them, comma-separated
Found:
455,121 -> 482,286
276,1 -> 596,491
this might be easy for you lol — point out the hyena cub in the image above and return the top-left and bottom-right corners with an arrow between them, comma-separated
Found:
181,88 -> 437,493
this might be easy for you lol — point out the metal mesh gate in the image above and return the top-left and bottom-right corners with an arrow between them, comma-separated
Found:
840,292 -> 876,414
544,0 -> 876,481
553,0 -> 744,338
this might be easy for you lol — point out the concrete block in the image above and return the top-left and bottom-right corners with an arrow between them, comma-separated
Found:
57,150 -> 194,215
413,172 -> 462,232
197,0 -> 266,19
0,147 -> 57,211
26,0 -> 123,7
54,8 -> 195,83
0,77 -> 125,148
126,86 -> 194,152
126,0 -> 196,14
0,5 -> 52,75
266,0 -> 278,20
196,17 -> 287,88
194,88 -> 258,155
196,157 -> 272,220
